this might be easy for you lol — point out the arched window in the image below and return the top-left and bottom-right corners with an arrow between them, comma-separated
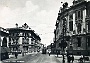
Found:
2,37 -> 7,47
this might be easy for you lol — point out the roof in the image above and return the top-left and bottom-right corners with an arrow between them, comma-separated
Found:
7,28 -> 41,41
58,1 -> 87,18
7,28 -> 33,33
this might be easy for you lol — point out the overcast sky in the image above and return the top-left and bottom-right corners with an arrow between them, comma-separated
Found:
0,0 -> 88,46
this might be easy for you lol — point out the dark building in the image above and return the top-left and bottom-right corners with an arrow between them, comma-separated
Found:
54,0 -> 90,55
0,27 -> 9,60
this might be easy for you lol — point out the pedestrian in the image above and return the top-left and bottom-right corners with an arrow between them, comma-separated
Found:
56,50 -> 59,57
48,51 -> 51,56
67,55 -> 71,63
79,56 -> 83,63
71,55 -> 74,63
15,50 -> 18,59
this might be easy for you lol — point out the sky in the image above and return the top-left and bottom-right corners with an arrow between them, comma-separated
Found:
0,0 -> 88,46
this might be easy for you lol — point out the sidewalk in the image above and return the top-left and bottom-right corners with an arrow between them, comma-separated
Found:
1,52 -> 38,63
54,55 -> 90,63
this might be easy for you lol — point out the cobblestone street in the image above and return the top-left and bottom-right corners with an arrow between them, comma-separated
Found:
2,53 -> 61,63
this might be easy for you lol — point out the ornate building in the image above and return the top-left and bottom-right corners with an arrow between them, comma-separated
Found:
55,0 -> 90,55
7,23 -> 41,54
0,23 -> 41,60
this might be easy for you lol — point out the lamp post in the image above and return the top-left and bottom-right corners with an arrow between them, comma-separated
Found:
62,17 -> 67,63
60,2 -> 68,63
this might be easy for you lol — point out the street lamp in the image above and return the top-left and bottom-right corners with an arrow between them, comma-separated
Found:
61,17 -> 67,63
59,2 -> 68,63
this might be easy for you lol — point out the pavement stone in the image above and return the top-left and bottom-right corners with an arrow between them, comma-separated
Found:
1,52 -> 38,63
54,55 -> 90,63
1,53 -> 90,63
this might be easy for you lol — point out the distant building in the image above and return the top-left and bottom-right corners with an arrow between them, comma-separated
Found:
55,0 -> 90,55
6,23 -> 41,54
0,24 -> 41,60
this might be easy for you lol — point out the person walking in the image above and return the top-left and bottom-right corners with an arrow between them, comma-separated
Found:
67,55 -> 71,63
56,50 -> 59,57
15,50 -> 18,59
71,55 -> 74,63
48,51 -> 51,56
79,55 -> 83,63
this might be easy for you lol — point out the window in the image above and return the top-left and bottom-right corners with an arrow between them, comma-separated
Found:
87,8 -> 90,17
77,37 -> 81,47
78,11 -> 80,19
69,21 -> 73,31
81,10 -> 83,19
2,37 -> 7,47
75,10 -> 83,20
88,21 -> 90,31
87,37 -> 90,47
22,38 -> 24,44
69,14 -> 73,31
77,23 -> 81,33
69,14 -> 73,20
75,10 -> 83,33
75,11 -> 78,20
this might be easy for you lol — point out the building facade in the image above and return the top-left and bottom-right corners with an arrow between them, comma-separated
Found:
0,23 -> 42,60
0,23 -> 41,58
0,27 -> 10,60
7,23 -> 41,54
55,0 -> 90,55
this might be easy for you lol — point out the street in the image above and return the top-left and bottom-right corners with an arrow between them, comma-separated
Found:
0,0 -> 90,63
1,52 -> 90,63
2,53 -> 61,63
